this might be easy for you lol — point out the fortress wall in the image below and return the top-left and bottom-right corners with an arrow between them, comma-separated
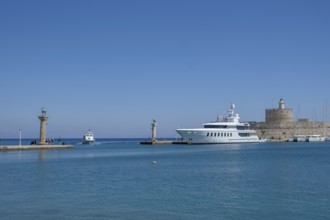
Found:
253,122 -> 330,141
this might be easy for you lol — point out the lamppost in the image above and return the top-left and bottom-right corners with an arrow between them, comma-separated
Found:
19,129 -> 22,146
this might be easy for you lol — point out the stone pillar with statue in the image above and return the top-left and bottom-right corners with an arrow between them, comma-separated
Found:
38,107 -> 48,145
151,119 -> 157,143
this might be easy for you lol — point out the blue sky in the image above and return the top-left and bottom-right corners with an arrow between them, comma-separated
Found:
0,0 -> 329,138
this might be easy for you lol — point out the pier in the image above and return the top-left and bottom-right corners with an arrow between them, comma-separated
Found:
0,107 -> 74,152
0,145 -> 74,152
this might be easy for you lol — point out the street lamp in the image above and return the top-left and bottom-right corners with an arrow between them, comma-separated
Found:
19,129 -> 22,146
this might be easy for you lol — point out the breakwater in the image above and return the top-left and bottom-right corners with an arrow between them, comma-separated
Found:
0,145 -> 73,152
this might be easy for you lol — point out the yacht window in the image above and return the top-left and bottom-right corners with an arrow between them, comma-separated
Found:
211,133 -> 213,137
239,133 -> 250,137
204,125 -> 228,128
237,126 -> 249,130
207,133 -> 209,137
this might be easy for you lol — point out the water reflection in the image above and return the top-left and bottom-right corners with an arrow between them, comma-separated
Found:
39,150 -> 46,161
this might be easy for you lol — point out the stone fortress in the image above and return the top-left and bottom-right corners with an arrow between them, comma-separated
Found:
250,99 -> 330,141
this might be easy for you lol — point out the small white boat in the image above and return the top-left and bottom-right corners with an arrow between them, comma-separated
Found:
293,135 -> 307,142
306,135 -> 326,142
82,130 -> 95,144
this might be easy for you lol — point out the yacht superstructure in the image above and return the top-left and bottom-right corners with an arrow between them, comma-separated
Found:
176,104 -> 260,144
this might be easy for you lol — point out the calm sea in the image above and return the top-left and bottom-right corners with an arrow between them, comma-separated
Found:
0,139 -> 329,220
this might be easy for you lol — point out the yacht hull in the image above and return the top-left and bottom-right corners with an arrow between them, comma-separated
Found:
306,135 -> 326,142
82,140 -> 95,145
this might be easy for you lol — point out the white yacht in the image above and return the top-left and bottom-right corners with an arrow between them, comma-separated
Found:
82,129 -> 95,144
176,104 -> 260,144
306,135 -> 326,142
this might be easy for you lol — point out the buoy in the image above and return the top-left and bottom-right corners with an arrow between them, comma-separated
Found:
152,160 -> 157,164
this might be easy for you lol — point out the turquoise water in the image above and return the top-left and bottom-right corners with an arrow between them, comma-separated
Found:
0,139 -> 330,219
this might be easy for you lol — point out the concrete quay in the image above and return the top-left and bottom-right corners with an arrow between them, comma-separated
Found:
0,145 -> 74,152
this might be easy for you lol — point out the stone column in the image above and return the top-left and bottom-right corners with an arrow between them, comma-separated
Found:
38,108 -> 48,145
151,120 -> 157,142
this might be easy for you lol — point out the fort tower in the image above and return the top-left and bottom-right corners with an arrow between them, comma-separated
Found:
265,99 -> 293,126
